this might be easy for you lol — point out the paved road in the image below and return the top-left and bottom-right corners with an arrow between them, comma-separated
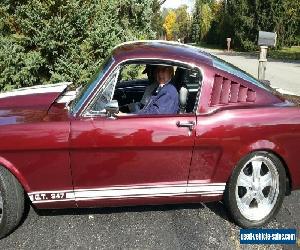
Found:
202,49 -> 300,96
0,191 -> 299,249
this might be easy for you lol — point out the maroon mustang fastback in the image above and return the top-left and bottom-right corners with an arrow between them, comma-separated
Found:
0,41 -> 299,238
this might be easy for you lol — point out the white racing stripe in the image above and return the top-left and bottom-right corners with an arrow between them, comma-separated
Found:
55,91 -> 77,103
75,186 -> 186,199
186,185 -> 225,193
28,183 -> 226,204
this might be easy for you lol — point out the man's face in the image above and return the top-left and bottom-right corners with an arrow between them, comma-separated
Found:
156,66 -> 172,85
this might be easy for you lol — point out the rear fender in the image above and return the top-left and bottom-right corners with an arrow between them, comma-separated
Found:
213,140 -> 286,181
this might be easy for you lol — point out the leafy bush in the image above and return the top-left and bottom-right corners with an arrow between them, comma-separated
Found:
192,0 -> 300,52
0,0 -> 157,90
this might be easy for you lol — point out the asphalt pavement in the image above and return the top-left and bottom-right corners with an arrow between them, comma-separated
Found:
0,190 -> 299,249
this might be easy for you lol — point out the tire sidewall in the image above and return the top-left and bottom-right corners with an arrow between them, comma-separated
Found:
0,171 -> 10,232
0,166 -> 24,238
225,151 -> 286,228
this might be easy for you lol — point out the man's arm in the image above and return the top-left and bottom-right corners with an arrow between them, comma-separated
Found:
138,86 -> 179,115
127,83 -> 157,113
140,83 -> 157,106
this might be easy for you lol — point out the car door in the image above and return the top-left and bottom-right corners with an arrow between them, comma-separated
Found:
70,67 -> 196,207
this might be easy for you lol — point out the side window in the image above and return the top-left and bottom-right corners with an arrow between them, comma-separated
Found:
120,64 -> 147,81
173,67 -> 202,113
184,68 -> 202,113
83,61 -> 203,116
87,68 -> 120,114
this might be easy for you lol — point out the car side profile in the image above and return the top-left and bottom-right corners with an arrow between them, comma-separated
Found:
0,41 -> 299,238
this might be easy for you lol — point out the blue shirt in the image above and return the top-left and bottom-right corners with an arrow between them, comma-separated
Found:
138,82 -> 179,115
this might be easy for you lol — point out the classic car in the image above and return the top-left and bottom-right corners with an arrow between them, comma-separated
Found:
0,40 -> 299,238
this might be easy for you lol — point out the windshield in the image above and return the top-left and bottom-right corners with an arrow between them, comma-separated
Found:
70,56 -> 115,114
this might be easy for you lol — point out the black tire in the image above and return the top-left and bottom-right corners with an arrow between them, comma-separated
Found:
224,151 -> 286,228
0,166 -> 25,238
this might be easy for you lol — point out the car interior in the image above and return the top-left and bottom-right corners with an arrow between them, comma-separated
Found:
88,61 -> 203,115
113,62 -> 202,114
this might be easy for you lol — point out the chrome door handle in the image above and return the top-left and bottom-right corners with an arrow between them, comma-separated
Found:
176,121 -> 195,131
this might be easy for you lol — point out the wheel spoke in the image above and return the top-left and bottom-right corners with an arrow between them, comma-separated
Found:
260,172 -> 272,188
251,160 -> 262,180
235,155 -> 280,221
240,192 -> 254,206
238,172 -> 253,188
256,191 -> 269,206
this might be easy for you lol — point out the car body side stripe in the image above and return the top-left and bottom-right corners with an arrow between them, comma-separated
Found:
28,183 -> 226,203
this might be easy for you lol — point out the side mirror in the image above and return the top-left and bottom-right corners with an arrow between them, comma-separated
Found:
105,100 -> 119,117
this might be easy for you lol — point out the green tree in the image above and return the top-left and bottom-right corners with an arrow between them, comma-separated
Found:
151,0 -> 165,39
205,0 -> 227,46
0,0 -> 157,90
174,5 -> 191,41
191,0 -> 214,44
201,0 -> 300,51
220,0 -> 300,51
163,10 -> 177,40
226,0 -> 257,51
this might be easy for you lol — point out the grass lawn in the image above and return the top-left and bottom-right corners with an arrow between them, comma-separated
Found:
191,42 -> 223,50
268,46 -> 300,60
191,43 -> 300,61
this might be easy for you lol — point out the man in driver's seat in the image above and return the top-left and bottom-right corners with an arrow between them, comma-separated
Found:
137,65 -> 179,115
127,64 -> 157,113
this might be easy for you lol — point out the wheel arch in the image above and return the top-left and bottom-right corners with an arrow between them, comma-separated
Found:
0,156 -> 31,193
249,149 -> 292,195
223,147 -> 287,228
233,141 -> 292,195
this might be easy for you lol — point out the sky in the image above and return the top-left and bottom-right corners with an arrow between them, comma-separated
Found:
161,0 -> 195,12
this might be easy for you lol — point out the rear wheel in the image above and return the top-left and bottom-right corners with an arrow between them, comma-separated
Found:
0,166 -> 24,238
224,151 -> 286,228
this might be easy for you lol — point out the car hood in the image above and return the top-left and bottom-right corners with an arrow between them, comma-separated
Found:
0,82 -> 71,110
0,82 -> 72,125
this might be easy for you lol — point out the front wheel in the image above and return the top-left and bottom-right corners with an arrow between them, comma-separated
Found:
0,166 -> 25,238
224,151 -> 286,228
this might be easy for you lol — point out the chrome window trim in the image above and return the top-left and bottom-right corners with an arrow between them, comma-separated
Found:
77,57 -> 205,118
71,57 -> 115,116
84,67 -> 120,117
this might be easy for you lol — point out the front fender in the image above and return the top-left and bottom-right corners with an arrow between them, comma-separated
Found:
0,156 -> 31,192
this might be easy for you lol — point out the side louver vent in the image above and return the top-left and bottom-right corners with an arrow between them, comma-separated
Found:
210,75 -> 256,106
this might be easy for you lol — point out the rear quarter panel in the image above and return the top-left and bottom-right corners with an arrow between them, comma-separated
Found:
190,106 -> 300,190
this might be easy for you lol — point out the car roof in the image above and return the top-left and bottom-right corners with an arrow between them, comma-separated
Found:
112,40 -> 214,67
112,41 -> 275,92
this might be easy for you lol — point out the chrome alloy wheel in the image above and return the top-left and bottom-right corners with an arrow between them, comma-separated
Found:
235,156 -> 280,221
0,190 -> 3,223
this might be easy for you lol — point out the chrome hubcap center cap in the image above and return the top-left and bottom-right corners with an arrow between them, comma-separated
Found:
252,182 -> 260,195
